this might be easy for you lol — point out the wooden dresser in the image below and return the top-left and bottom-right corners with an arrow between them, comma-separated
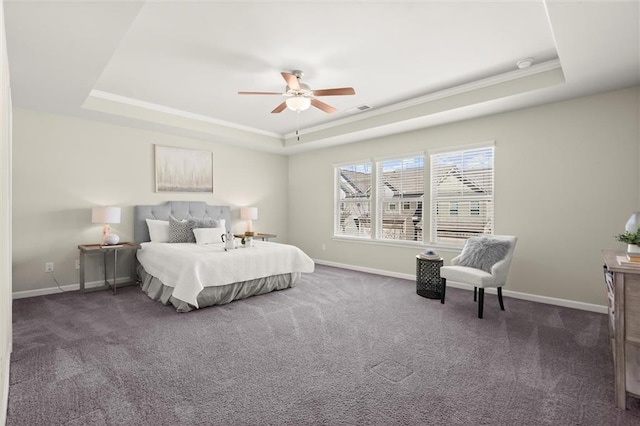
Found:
602,250 -> 640,409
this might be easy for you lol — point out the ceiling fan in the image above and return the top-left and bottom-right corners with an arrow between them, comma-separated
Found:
238,70 -> 355,114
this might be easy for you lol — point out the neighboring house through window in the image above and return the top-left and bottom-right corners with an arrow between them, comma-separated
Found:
334,143 -> 493,246
430,143 -> 494,245
470,201 -> 480,216
335,162 -> 372,237
376,155 -> 425,242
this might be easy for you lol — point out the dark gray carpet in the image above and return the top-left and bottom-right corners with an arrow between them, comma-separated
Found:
7,265 -> 640,425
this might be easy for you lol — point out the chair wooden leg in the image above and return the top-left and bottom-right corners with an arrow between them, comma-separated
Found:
441,278 -> 446,304
473,287 -> 477,302
478,288 -> 484,318
498,287 -> 505,311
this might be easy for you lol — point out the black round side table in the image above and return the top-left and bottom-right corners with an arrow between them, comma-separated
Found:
416,255 -> 443,299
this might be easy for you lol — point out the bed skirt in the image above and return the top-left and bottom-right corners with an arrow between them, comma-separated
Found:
138,265 -> 300,312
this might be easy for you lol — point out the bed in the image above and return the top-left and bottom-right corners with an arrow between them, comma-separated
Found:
134,201 -> 314,312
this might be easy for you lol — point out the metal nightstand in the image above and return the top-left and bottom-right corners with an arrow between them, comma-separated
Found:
78,242 -> 140,294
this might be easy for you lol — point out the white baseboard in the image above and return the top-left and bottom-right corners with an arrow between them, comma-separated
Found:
313,259 -> 608,314
13,262 -> 609,315
12,277 -> 133,300
1,339 -> 10,426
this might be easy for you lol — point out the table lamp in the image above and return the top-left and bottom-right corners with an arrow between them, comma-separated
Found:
240,207 -> 258,237
92,206 -> 121,245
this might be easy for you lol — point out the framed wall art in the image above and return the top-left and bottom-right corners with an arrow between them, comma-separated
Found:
155,145 -> 214,193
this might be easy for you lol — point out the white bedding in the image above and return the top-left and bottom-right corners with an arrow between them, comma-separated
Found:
136,241 -> 315,308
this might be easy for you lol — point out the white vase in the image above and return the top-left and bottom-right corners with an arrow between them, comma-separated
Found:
104,234 -> 120,245
628,244 -> 640,254
626,212 -> 640,232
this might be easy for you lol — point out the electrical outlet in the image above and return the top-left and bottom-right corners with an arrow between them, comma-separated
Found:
75,260 -> 80,270
45,262 -> 54,273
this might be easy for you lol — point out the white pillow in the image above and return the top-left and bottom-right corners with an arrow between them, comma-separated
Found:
146,219 -> 170,243
193,227 -> 226,245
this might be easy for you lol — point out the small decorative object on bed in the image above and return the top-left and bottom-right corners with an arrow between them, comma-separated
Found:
222,231 -> 237,251
242,236 -> 254,248
134,201 -> 314,312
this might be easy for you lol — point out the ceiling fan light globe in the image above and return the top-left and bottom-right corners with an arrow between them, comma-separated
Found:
286,96 -> 311,112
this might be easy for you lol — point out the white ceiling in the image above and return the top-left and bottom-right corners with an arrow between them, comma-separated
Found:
4,0 -> 640,154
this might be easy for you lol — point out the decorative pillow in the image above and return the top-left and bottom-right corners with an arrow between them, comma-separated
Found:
146,219 -> 169,243
456,237 -> 511,273
187,218 -> 222,243
193,227 -> 226,245
168,216 -> 192,243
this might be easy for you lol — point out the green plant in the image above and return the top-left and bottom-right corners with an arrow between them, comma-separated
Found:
617,230 -> 640,245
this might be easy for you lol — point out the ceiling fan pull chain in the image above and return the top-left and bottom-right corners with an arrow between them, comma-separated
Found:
296,111 -> 301,141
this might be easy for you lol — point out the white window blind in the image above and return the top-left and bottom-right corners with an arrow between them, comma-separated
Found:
335,162 -> 372,237
376,156 -> 424,242
430,145 -> 494,245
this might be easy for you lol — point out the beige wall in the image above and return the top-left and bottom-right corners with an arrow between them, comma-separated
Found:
288,86 -> 640,307
1,0 -> 11,423
12,108 -> 289,293
8,83 -> 640,308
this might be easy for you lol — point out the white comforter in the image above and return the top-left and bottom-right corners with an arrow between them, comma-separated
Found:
137,241 -> 315,308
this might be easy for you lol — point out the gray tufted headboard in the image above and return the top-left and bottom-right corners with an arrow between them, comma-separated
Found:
134,201 -> 231,244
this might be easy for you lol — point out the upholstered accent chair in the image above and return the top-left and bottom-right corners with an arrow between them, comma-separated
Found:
440,235 -> 517,319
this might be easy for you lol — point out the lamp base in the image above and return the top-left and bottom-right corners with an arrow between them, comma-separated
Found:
104,234 -> 120,245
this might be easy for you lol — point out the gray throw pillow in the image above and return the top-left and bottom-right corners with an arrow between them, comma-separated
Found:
187,218 -> 219,243
456,237 -> 511,273
168,216 -> 192,243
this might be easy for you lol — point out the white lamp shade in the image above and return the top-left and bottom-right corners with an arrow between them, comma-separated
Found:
92,206 -> 121,224
240,207 -> 258,221
286,96 -> 311,112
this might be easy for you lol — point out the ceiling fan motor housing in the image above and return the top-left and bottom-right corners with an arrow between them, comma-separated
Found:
287,82 -> 312,97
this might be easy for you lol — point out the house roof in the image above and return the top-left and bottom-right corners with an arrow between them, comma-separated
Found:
436,166 -> 492,195
341,164 -> 492,199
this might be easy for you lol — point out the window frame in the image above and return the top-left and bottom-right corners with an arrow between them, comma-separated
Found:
375,153 -> 425,243
428,142 -> 495,247
334,160 -> 373,239
333,142 -> 494,249
334,154 -> 425,246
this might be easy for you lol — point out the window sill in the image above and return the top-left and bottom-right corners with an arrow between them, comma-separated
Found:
332,235 -> 464,253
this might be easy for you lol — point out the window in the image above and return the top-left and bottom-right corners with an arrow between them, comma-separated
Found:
335,162 -> 372,237
376,155 -> 424,242
430,144 -> 494,245
470,201 -> 480,216
334,145 -> 492,246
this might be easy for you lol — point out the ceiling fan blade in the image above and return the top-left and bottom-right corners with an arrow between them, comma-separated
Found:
238,91 -> 282,95
271,102 -> 287,113
311,98 -> 337,114
312,87 -> 356,96
281,72 -> 300,91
